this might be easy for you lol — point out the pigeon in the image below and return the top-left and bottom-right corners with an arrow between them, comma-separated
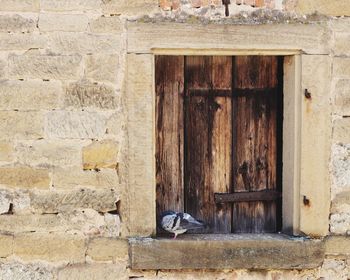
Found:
160,211 -> 205,239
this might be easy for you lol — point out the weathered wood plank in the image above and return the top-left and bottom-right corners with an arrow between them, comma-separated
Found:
155,56 -> 184,225
215,190 -> 281,203
232,56 -> 279,233
185,56 -> 232,233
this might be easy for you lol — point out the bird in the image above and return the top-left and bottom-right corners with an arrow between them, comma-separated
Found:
160,211 -> 205,239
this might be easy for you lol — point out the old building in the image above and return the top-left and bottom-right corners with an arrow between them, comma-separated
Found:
0,0 -> 349,279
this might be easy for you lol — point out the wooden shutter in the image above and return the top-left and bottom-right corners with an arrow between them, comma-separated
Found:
156,55 -> 282,234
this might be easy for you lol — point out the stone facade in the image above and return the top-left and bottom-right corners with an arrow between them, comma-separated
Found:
0,0 -> 349,279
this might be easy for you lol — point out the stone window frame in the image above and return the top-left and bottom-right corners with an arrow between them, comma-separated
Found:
125,22 -> 332,241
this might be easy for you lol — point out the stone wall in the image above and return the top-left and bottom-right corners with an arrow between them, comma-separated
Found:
0,0 -> 349,279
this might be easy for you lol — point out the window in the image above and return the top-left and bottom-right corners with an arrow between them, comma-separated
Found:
155,55 -> 283,234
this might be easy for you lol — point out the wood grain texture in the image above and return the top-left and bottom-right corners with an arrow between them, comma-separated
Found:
155,56 -> 184,225
232,56 -> 279,233
185,56 -> 232,233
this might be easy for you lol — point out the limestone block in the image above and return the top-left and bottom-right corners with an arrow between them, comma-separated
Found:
52,167 -> 119,189
334,79 -> 350,115
30,188 -> 119,213
300,55 -> 332,237
106,112 -> 124,138
331,191 -> 350,213
334,32 -> 350,57
296,0 -> 350,16
0,34 -> 46,50
58,264 -> 128,280
65,80 -> 118,109
0,141 -> 13,162
0,15 -> 36,33
49,33 -> 121,54
87,238 -> 128,261
326,236 -> 350,256
101,0 -> 159,15
0,262 -> 54,280
333,118 -> 350,144
85,54 -> 119,83
14,233 -> 86,262
0,234 -> 13,257
332,144 -> 350,192
82,140 -> 119,170
15,140 -> 84,168
39,14 -> 89,32
0,80 -> 62,110
89,16 -> 123,33
9,54 -> 82,80
333,58 -> 350,78
127,22 -> 331,55
0,167 -> 50,189
0,210 -> 120,237
0,111 -> 43,140
41,0 -> 101,11
0,58 -> 6,78
0,189 -> 30,214
330,212 -> 350,235
0,0 -> 39,11
45,111 -> 106,139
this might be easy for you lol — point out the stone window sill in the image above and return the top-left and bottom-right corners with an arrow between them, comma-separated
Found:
129,234 -> 325,270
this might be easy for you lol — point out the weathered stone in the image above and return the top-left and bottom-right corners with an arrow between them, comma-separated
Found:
300,55 -> 332,237
65,80 -> 118,109
333,118 -> 350,144
0,80 -> 62,110
101,0 -> 159,15
332,191 -> 350,212
320,258 -> 349,280
129,234 -> 325,269
127,22 -> 330,54
0,58 -> 6,78
45,111 -> 106,139
325,236 -> 350,256
0,262 -> 54,280
332,144 -> 350,193
0,34 -> 46,50
39,14 -> 89,32
9,54 -> 82,80
333,58 -> 350,78
0,210 -> 120,237
14,233 -> 86,262
85,54 -> 119,83
49,33 -> 121,54
0,0 -> 39,11
41,0 -> 101,11
330,212 -> 350,235
334,32 -> 350,57
0,188 -> 30,214
58,263 -> 128,280
106,112 -> 124,138
0,141 -> 13,162
0,234 -> 13,257
296,0 -> 350,16
0,111 -> 43,140
87,238 -> 128,261
0,15 -> 36,33
30,188 -> 119,213
334,79 -> 350,115
0,167 -> 50,190
52,168 -> 119,189
89,16 -> 123,33
82,140 -> 119,170
15,140 -> 84,168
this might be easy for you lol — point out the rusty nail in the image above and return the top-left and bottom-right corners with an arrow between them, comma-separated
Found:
303,195 -> 310,206
304,89 -> 311,99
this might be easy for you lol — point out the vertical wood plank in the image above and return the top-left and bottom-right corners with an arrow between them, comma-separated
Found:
185,56 -> 232,233
232,56 -> 279,233
155,56 -> 184,226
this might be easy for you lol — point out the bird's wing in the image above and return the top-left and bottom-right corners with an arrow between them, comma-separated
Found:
178,213 -> 205,230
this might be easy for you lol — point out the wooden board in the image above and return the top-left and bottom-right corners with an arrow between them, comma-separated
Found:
232,56 -> 279,233
184,56 -> 232,233
155,56 -> 185,225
